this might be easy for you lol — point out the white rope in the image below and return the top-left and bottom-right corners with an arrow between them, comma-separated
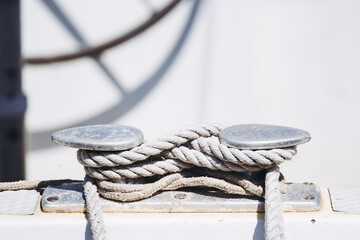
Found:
265,166 -> 285,240
80,138 -> 296,180
84,176 -> 106,240
78,124 -> 226,168
80,124 -> 292,240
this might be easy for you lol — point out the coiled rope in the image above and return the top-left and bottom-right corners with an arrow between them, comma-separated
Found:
78,124 -> 296,240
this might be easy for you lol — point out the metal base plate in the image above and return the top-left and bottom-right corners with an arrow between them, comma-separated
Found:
41,182 -> 321,213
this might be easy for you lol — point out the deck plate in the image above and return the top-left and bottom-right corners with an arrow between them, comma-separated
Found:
42,182 -> 321,213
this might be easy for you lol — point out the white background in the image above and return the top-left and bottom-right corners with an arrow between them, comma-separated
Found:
22,0 -> 360,186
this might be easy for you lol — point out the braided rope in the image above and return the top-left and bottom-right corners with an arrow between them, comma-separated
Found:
77,124 -> 226,168
0,179 -> 81,191
80,124 -> 293,240
97,170 -> 266,202
265,166 -> 285,240
84,176 -> 106,240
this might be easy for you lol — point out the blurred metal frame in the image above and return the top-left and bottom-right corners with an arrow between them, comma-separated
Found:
0,0 -> 26,181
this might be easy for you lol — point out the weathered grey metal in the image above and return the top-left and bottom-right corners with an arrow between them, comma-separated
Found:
329,187 -> 360,214
0,190 -> 39,215
51,124 -> 144,151
41,182 -> 321,213
219,124 -> 310,150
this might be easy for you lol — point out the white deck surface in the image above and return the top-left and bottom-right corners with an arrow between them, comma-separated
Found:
1,188 -> 359,240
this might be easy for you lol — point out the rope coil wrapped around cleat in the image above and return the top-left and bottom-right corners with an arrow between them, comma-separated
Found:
77,124 -> 295,200
79,124 -> 295,240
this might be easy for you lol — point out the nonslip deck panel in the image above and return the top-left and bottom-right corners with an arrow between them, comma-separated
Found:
329,187 -> 360,214
0,190 -> 39,215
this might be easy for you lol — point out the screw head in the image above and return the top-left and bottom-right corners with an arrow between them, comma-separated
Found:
303,194 -> 316,200
51,124 -> 144,151
174,193 -> 187,200
46,195 -> 60,202
219,124 -> 310,150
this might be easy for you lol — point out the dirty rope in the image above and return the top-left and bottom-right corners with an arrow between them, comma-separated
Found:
77,124 -> 295,240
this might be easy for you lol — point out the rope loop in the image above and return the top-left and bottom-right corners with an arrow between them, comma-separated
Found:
79,124 -> 296,200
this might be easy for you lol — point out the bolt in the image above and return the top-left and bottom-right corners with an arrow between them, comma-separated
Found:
303,182 -> 314,186
303,194 -> 315,200
47,195 -> 60,202
174,193 -> 187,200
